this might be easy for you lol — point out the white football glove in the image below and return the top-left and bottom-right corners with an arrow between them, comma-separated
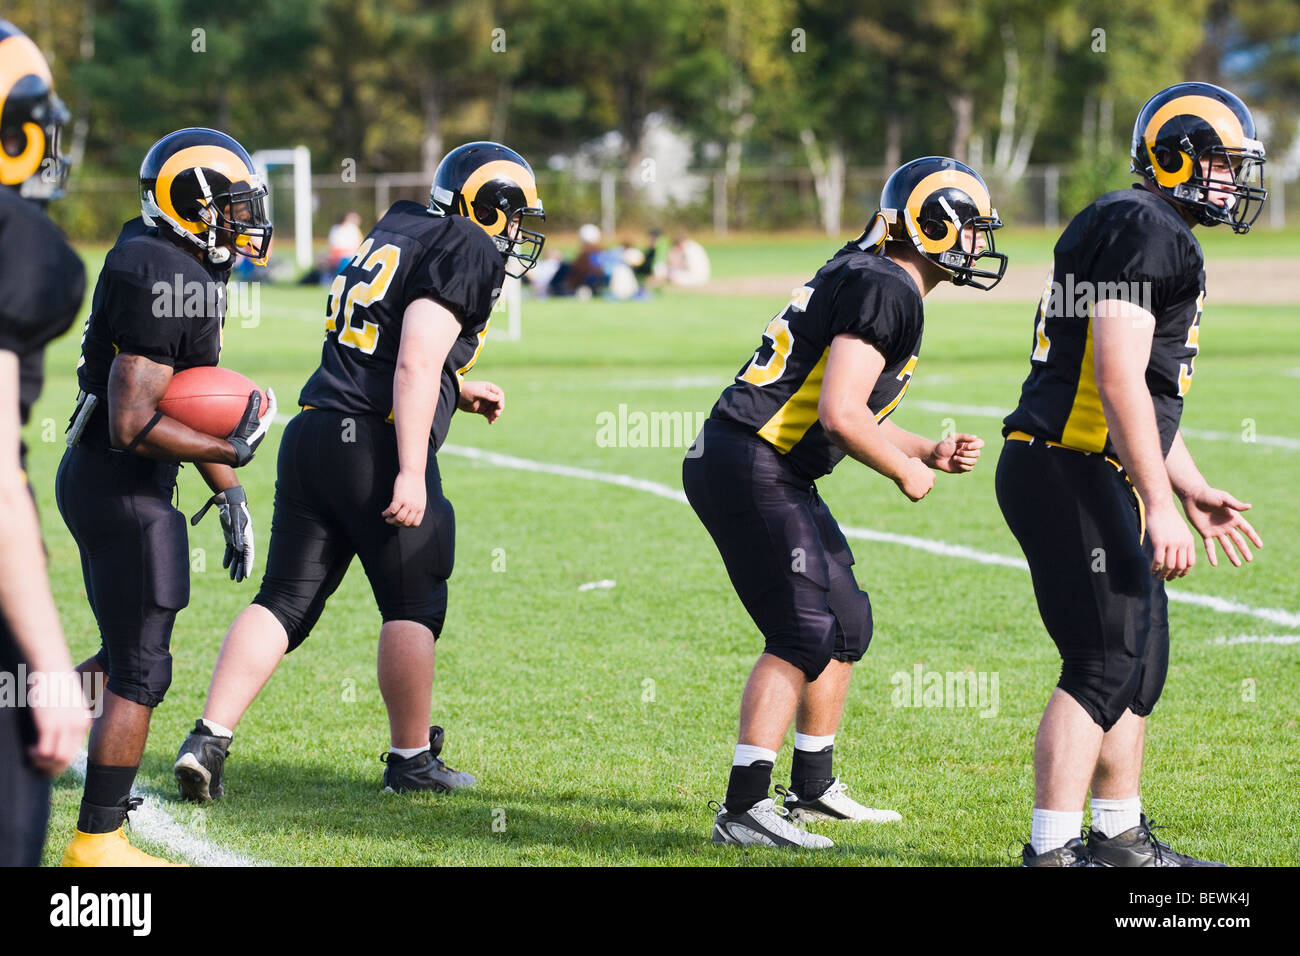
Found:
191,484 -> 255,582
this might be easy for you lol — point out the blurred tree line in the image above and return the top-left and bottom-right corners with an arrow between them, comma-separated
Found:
9,0 -> 1297,237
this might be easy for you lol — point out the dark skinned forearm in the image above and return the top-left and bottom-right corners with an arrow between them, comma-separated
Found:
107,353 -> 238,464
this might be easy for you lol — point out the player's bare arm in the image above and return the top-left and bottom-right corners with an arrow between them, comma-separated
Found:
0,351 -> 91,777
385,296 -> 462,527
880,419 -> 984,474
818,333 -> 933,501
1166,430 -> 1262,567
1092,298 -> 1195,580
107,353 -> 246,465
458,379 -> 505,424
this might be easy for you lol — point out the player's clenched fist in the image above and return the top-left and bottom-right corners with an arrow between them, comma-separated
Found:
895,456 -> 935,501
458,380 -> 505,423
383,470 -> 427,527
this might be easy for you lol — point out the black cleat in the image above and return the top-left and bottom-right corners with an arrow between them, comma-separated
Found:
381,725 -> 476,793
1087,815 -> 1226,867
174,720 -> 232,802
1021,837 -> 1097,867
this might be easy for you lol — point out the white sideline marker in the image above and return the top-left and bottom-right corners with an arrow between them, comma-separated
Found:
1211,634 -> 1300,646
441,443 -> 1300,632
69,752 -> 263,868
578,579 -> 617,591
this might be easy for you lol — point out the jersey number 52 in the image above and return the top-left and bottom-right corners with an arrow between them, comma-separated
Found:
325,238 -> 402,355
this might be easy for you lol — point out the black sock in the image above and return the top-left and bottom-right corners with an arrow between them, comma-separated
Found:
78,764 -> 139,834
724,760 -> 773,814
791,745 -> 834,799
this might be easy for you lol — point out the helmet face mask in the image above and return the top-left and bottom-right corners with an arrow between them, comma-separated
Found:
0,21 -> 72,201
139,128 -> 273,266
879,157 -> 1008,291
1132,81 -> 1267,234
430,142 -> 546,279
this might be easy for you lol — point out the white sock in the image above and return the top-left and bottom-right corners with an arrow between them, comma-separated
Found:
389,744 -> 430,760
793,732 -> 834,752
1030,808 -> 1083,855
733,744 -> 777,767
1090,796 -> 1141,838
199,718 -> 234,739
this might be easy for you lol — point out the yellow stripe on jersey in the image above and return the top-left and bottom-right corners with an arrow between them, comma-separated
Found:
1059,316 -> 1108,453
757,347 -> 829,452
873,354 -> 917,422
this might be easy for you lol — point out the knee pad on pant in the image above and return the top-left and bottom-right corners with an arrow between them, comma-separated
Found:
1057,656 -> 1141,732
831,589 -> 873,663
763,619 -> 835,683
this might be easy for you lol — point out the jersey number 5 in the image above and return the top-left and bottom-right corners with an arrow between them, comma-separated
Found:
739,286 -> 812,387
325,238 -> 402,355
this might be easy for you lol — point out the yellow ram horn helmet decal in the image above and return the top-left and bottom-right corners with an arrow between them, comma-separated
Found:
154,145 -> 256,234
1145,94 -> 1245,188
903,169 -> 991,253
460,159 -> 539,235
0,33 -> 54,186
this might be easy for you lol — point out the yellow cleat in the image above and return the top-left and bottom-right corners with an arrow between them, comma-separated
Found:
61,826 -> 187,867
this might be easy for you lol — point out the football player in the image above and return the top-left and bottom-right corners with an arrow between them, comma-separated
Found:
999,83 -> 1265,867
173,142 -> 543,802
56,128 -> 275,866
0,19 -> 92,868
686,157 -> 1007,848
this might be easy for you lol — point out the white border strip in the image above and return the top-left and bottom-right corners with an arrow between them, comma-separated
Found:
908,400 -> 1300,451
442,443 -> 1300,630
69,752 -> 262,867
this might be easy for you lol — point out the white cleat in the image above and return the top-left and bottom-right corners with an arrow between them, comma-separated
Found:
711,797 -> 834,849
781,778 -> 902,824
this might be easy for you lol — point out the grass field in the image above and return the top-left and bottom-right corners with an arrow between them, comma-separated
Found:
27,229 -> 1300,866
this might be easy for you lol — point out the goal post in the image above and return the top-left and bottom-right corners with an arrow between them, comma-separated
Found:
251,146 -> 312,273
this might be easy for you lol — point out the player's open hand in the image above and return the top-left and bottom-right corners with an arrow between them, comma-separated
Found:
929,433 -> 984,473
458,380 -> 505,424
383,470 -> 427,527
27,670 -> 92,778
1180,486 -> 1262,568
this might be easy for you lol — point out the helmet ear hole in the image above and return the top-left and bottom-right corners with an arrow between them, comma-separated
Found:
471,200 -> 499,229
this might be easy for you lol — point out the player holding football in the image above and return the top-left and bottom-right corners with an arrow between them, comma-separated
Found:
57,128 -> 275,866
686,157 -> 1007,848
173,142 -> 543,801
999,83 -> 1266,867
0,19 -> 93,867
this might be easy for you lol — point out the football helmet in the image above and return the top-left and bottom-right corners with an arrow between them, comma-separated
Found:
0,19 -> 71,200
1130,81 -> 1266,234
429,141 -> 545,278
870,156 -> 1006,290
139,128 -> 272,265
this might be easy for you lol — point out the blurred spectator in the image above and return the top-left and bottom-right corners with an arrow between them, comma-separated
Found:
548,223 -> 607,298
328,211 -> 364,272
662,232 -> 710,286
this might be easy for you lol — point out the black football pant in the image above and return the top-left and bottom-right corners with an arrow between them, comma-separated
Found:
253,409 -> 455,650
996,436 -> 1169,731
56,442 -> 188,708
683,417 -> 873,682
0,631 -> 51,867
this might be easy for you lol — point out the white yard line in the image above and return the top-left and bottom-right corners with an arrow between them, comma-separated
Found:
1211,634 -> 1300,646
69,753 -> 262,867
907,400 -> 1300,451
441,443 -> 1300,631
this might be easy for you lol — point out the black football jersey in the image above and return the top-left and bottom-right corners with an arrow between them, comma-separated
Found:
1004,186 -> 1205,459
711,245 -> 924,480
75,218 -> 231,401
298,201 -> 504,450
0,187 -> 86,426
